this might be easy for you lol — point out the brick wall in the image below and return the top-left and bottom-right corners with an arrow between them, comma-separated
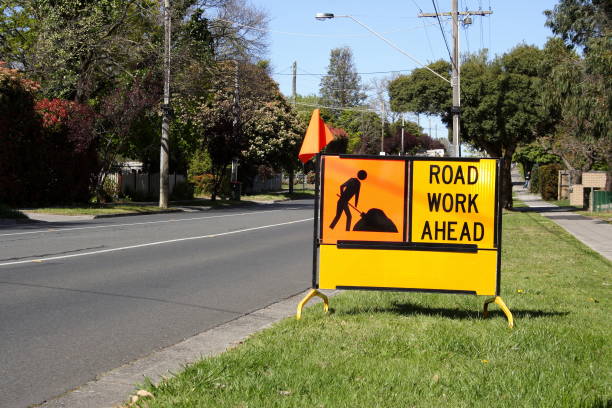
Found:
570,184 -> 585,207
582,172 -> 608,188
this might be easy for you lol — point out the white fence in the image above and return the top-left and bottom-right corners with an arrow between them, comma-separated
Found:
247,174 -> 282,194
107,173 -> 185,197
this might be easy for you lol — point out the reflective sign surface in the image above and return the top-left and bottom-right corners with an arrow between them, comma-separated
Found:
317,155 -> 502,296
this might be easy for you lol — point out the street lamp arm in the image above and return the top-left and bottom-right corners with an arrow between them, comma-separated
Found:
333,15 -> 451,84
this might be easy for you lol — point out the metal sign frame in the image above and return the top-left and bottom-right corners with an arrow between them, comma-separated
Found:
297,154 -> 513,327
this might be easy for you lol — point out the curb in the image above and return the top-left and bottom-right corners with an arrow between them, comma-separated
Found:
39,289 -> 339,408
92,209 -> 184,219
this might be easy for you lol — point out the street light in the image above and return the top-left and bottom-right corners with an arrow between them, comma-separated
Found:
316,12 -> 457,155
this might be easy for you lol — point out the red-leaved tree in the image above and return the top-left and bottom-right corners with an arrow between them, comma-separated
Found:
0,62 -> 46,206
35,98 -> 99,203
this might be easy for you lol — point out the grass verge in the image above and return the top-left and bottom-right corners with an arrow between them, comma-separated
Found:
21,191 -> 314,216
132,210 -> 611,408
22,204 -> 181,216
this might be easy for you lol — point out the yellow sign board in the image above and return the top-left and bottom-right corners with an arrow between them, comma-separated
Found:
315,155 -> 502,297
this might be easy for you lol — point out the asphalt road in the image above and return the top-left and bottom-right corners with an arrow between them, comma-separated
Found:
0,201 -> 314,408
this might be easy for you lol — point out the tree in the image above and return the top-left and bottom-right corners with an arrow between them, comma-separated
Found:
0,63 -> 98,205
35,98 -> 99,203
0,61 -> 45,206
544,0 -> 610,52
388,47 -> 546,208
543,0 -> 611,190
242,96 -> 304,191
1,0 -> 162,102
0,0 -> 275,204
319,47 -> 366,117
513,141 -> 560,176
389,60 -> 451,116
332,109 -> 387,155
384,119 -> 442,155
176,61 -> 301,200
95,73 -> 162,201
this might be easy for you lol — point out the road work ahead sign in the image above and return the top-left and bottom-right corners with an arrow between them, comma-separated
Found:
316,154 -> 502,296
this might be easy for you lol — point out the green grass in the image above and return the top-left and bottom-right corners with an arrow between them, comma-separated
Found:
244,191 -> 315,201
548,198 -> 573,207
23,204 -> 181,216
577,211 -> 612,223
132,210 -> 611,408
18,192 -> 316,217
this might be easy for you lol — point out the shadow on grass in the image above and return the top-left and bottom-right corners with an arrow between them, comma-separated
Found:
340,301 -> 569,320
510,205 -> 582,213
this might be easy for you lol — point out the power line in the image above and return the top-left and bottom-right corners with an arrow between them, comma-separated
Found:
488,0 -> 492,52
273,69 -> 414,77
293,101 -> 378,114
212,18 -> 440,39
432,0 -> 454,64
410,0 -> 424,13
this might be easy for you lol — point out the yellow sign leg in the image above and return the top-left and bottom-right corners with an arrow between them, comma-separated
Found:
483,296 -> 514,328
296,289 -> 329,320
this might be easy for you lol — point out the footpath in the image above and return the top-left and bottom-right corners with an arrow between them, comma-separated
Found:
512,171 -> 612,262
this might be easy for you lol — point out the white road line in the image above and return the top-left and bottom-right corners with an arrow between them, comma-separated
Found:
0,218 -> 313,267
0,208 -> 301,237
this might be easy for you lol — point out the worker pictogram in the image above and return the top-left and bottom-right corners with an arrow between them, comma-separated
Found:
320,156 -> 407,245
328,169 -> 399,233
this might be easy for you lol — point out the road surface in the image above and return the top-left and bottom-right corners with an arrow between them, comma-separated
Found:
0,201 -> 313,407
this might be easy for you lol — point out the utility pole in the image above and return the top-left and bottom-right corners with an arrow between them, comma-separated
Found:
401,115 -> 405,155
291,61 -> 297,107
451,0 -> 460,157
231,60 -> 240,199
291,61 -> 297,194
419,2 -> 492,157
159,0 -> 171,208
380,101 -> 385,154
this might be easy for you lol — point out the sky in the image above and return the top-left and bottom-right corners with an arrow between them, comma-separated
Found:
245,0 -> 560,140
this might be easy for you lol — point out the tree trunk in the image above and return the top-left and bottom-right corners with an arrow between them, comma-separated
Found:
288,168 -> 294,194
606,151 -> 612,192
500,148 -> 516,209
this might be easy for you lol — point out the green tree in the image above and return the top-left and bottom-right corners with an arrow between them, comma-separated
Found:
388,60 -> 451,119
543,0 -> 611,189
333,109 -> 385,155
176,61 -> 301,200
319,47 -> 366,118
513,141 -> 560,176
388,46 -> 546,208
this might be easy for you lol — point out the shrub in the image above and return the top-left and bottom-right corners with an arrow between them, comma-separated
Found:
0,65 -> 99,207
35,98 -> 98,204
539,163 -> 563,200
190,174 -> 214,195
99,177 -> 120,203
171,181 -> 194,200
187,150 -> 212,179
0,62 -> 45,206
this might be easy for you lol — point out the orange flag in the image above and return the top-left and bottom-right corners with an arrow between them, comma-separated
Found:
298,109 -> 334,163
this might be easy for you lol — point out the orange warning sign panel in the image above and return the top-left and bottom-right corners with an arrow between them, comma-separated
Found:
320,156 -> 407,245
